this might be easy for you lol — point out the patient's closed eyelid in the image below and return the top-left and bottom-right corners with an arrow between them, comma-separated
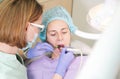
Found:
50,33 -> 56,36
62,29 -> 68,32
49,31 -> 56,34
49,31 -> 57,36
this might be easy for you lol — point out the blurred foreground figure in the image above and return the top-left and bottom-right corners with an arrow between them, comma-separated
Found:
76,1 -> 120,79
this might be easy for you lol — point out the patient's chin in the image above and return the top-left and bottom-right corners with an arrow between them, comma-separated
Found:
51,48 -> 61,59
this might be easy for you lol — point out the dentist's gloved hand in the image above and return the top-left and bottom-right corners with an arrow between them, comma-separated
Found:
27,42 -> 53,58
55,48 -> 75,77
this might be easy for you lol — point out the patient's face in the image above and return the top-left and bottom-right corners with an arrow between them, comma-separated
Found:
46,20 -> 71,51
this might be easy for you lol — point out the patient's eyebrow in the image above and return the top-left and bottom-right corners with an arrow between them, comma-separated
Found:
48,30 -> 56,33
47,27 -> 69,33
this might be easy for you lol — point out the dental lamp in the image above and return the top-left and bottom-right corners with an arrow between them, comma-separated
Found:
87,0 -> 117,31
77,0 -> 117,40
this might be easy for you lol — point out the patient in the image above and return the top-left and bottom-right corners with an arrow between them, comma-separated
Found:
26,6 -> 88,79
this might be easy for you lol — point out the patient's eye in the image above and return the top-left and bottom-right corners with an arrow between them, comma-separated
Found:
62,28 -> 69,34
62,31 -> 67,34
49,31 -> 56,36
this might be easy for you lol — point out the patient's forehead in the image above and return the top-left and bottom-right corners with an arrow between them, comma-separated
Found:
47,20 -> 69,31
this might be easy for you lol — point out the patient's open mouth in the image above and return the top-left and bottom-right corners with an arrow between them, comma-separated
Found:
58,44 -> 64,48
57,44 -> 64,50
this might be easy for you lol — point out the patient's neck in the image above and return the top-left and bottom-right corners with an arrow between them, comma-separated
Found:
0,42 -> 18,54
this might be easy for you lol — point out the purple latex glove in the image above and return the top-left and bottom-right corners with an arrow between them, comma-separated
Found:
27,42 -> 53,58
55,48 -> 75,77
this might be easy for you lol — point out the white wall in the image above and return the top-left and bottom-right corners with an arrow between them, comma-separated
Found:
37,0 -> 73,14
